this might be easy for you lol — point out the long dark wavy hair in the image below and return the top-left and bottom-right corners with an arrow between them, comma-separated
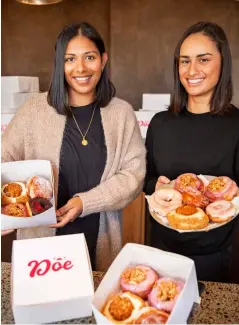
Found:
170,22 -> 233,115
47,22 -> 115,116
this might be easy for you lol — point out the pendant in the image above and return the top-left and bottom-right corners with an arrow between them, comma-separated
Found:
82,138 -> 88,146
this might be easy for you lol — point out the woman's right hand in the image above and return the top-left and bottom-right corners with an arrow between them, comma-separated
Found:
155,176 -> 171,191
1,229 -> 15,236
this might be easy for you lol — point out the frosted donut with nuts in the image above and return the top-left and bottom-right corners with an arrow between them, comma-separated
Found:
120,265 -> 159,299
174,173 -> 205,194
148,278 -> 184,313
205,176 -> 238,202
103,292 -> 145,324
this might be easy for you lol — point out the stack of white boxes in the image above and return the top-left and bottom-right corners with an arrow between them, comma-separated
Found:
1,76 -> 39,133
135,94 -> 171,138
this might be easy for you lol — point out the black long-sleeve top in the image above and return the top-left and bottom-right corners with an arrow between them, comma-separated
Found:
144,106 -> 239,256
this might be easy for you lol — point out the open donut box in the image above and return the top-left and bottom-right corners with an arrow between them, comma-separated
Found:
92,243 -> 200,324
1,160 -> 57,230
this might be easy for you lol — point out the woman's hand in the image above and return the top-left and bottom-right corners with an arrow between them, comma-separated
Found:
155,176 -> 171,191
50,197 -> 83,228
1,229 -> 15,236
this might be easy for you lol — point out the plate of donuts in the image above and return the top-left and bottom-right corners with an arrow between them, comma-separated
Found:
92,243 -> 200,324
146,173 -> 239,232
1,160 -> 56,230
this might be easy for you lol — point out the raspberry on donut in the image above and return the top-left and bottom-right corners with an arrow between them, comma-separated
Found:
120,265 -> 159,299
103,292 -> 145,324
29,197 -> 53,215
148,278 -> 184,313
1,182 -> 28,206
205,176 -> 238,202
27,176 -> 53,200
133,307 -> 169,324
174,173 -> 204,194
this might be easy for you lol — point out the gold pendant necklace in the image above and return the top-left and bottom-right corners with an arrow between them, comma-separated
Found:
70,104 -> 96,146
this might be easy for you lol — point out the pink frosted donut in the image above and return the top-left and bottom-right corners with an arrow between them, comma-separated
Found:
133,307 -> 169,324
205,177 -> 238,202
148,278 -> 184,313
206,200 -> 236,223
174,173 -> 204,194
27,176 -> 53,200
150,188 -> 182,217
120,265 -> 159,299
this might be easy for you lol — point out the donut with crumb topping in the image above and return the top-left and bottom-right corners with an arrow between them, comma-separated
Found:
120,265 -> 159,299
205,176 -> 238,202
1,202 -> 32,217
103,292 -> 145,324
1,182 -> 28,206
174,173 -> 204,194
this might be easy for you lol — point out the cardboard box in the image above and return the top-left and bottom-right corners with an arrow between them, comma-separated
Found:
142,93 -> 171,111
12,233 -> 94,324
1,160 -> 57,230
135,110 -> 160,138
92,243 -> 200,324
1,76 -> 39,93
1,113 -> 14,133
1,92 -> 39,111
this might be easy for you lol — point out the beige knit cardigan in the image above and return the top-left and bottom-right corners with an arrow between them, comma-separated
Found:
2,93 -> 146,271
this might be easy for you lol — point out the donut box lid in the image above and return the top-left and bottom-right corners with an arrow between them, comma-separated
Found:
1,76 -> 39,93
1,160 -> 57,230
11,233 -> 94,324
92,243 -> 200,325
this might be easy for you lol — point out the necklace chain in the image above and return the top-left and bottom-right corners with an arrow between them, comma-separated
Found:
70,104 -> 96,146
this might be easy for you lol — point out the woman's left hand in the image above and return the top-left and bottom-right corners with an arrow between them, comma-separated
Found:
50,197 -> 83,228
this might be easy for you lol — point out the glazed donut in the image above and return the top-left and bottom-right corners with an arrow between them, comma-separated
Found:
148,278 -> 184,313
120,265 -> 159,299
174,173 -> 204,194
103,292 -> 145,324
206,200 -> 236,223
149,189 -> 182,217
1,202 -> 32,217
27,176 -> 53,200
205,176 -> 238,202
29,197 -> 53,215
133,307 -> 169,324
1,182 -> 28,206
167,205 -> 209,230
182,190 -> 209,209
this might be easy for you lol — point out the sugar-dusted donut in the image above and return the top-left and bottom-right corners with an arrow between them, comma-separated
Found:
167,205 -> 209,230
182,190 -> 209,209
148,278 -> 184,313
120,265 -> 159,299
206,200 -> 236,223
27,176 -> 53,200
205,176 -> 238,202
149,188 -> 182,217
1,202 -> 32,217
1,182 -> 28,206
133,307 -> 169,324
174,173 -> 204,194
29,197 -> 53,215
103,292 -> 145,324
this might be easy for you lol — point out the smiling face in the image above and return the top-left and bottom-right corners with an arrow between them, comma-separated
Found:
64,34 -> 107,105
178,33 -> 221,99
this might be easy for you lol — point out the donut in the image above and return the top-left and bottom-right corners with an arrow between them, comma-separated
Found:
205,176 -> 238,202
149,189 -> 182,217
206,200 -> 236,223
103,292 -> 145,324
167,205 -> 209,230
29,197 -> 53,215
182,190 -> 209,209
148,278 -> 184,313
1,182 -> 28,206
27,176 -> 53,200
1,202 -> 32,217
120,265 -> 159,299
174,173 -> 204,194
133,307 -> 169,324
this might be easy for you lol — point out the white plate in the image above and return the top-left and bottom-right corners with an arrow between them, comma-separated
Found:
146,175 -> 239,233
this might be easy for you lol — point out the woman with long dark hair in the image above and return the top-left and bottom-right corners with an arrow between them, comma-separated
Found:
2,22 -> 146,271
144,22 -> 239,282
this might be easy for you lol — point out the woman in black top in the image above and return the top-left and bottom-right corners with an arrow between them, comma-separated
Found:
144,22 -> 239,282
